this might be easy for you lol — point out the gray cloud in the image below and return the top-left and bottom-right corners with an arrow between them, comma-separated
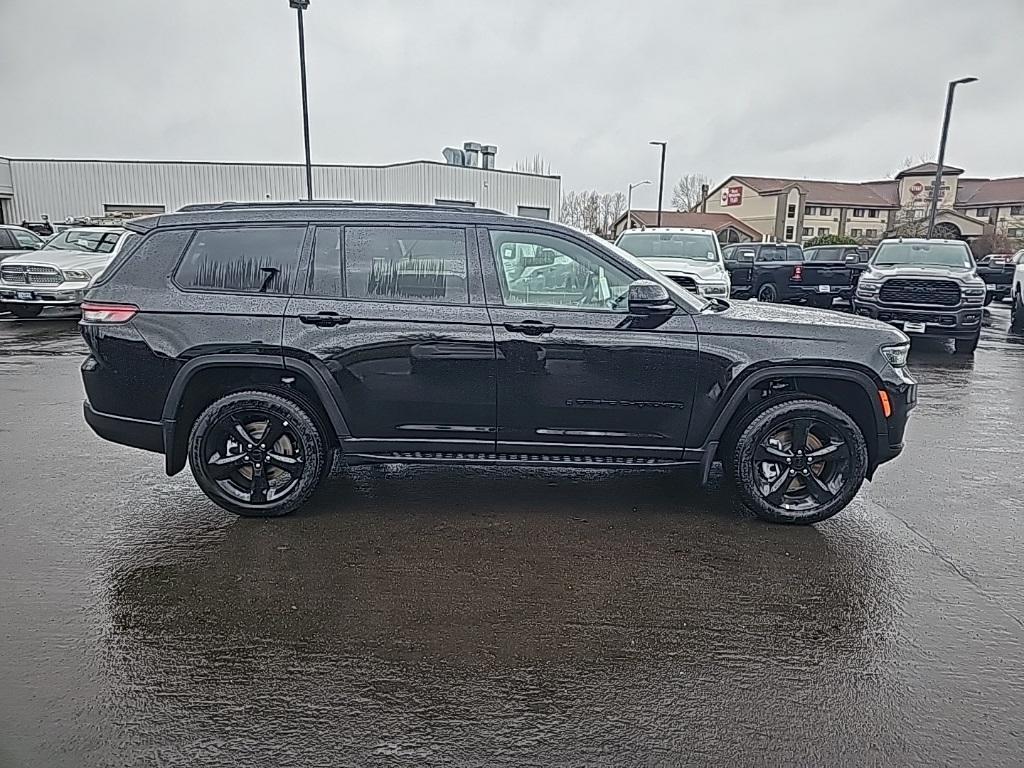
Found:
1,0 -> 1021,210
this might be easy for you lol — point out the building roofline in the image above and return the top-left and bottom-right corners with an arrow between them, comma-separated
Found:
3,156 -> 561,180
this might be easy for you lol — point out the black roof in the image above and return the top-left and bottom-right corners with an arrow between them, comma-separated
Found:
125,200 -> 554,234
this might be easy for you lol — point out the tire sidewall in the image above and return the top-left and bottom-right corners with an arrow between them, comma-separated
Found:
757,283 -> 777,302
733,399 -> 868,524
188,390 -> 326,517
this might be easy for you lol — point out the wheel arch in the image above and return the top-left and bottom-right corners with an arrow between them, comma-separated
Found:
161,354 -> 350,476
701,364 -> 887,482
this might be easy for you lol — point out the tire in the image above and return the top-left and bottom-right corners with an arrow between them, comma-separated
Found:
1012,290 -> 1024,333
728,398 -> 869,525
756,283 -> 778,303
954,332 -> 980,354
188,390 -> 328,517
10,304 -> 43,319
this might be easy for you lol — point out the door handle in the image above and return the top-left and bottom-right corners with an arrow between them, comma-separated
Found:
299,311 -> 352,327
504,320 -> 555,336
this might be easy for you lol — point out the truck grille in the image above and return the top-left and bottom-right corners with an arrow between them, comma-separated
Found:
669,276 -> 697,292
0,265 -> 63,286
878,278 -> 960,306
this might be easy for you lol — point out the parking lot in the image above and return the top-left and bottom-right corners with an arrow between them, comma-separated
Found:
1,306 -> 1022,766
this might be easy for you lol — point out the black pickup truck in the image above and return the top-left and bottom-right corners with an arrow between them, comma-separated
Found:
723,242 -> 858,308
974,252 -> 1017,304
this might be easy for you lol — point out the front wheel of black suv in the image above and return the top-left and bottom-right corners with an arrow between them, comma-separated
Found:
954,332 -> 980,354
729,399 -> 869,525
188,390 -> 328,517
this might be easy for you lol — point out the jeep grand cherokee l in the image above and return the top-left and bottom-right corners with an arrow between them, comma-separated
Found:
79,202 -> 915,525
853,238 -> 985,353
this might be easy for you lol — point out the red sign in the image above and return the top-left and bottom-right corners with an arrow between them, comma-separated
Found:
721,185 -> 743,206
910,182 -> 924,196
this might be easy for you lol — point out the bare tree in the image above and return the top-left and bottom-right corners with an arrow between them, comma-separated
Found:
670,173 -> 711,211
892,152 -> 936,175
514,154 -> 552,175
559,190 -> 627,239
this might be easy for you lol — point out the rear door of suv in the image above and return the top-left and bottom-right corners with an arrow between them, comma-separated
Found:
282,221 -> 496,458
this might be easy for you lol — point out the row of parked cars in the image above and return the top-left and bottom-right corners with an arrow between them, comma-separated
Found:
612,227 -> 1024,353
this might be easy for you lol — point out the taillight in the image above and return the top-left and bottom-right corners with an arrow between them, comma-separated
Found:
793,265 -> 803,281
80,302 -> 138,324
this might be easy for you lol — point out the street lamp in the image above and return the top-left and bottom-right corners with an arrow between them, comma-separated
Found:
290,0 -> 313,200
626,179 -> 651,232
927,76 -> 977,238
649,141 -> 667,227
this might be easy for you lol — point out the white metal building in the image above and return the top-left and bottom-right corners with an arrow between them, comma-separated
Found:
0,155 -> 561,224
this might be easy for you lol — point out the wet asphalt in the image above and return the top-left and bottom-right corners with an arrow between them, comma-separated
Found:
0,305 -> 1022,767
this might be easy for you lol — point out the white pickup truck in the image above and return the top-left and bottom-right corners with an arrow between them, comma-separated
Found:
0,226 -> 132,318
613,227 -> 731,298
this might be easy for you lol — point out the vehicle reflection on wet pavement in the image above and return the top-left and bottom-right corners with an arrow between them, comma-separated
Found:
1,307 -> 1022,766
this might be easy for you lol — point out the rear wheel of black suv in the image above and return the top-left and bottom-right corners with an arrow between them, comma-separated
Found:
729,399 -> 868,525
188,390 -> 328,517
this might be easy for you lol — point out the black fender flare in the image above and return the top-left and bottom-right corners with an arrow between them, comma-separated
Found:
161,354 -> 350,475
698,363 -> 887,483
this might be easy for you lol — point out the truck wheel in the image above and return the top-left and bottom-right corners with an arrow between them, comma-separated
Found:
756,283 -> 778,303
188,390 -> 328,517
984,292 -> 994,306
11,305 -> 43,319
728,399 -> 868,525
1012,291 -> 1024,332
954,333 -> 980,354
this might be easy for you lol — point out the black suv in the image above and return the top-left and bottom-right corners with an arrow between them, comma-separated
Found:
80,202 -> 915,525
852,238 -> 986,354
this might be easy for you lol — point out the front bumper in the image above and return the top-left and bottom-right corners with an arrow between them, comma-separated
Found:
0,283 -> 89,305
875,363 -> 916,468
853,298 -> 982,338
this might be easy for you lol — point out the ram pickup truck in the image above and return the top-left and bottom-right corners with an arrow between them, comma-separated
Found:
974,252 -> 1016,304
853,238 -> 986,354
722,242 -> 857,308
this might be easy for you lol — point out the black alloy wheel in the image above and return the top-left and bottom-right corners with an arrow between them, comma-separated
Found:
757,283 -> 778,303
731,399 -> 868,524
189,390 -> 327,517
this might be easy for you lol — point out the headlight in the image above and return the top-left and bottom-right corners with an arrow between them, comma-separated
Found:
881,342 -> 910,368
857,280 -> 882,294
699,283 -> 729,296
63,269 -> 92,281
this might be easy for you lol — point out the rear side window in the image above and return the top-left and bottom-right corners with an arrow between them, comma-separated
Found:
787,245 -> 804,261
309,225 -> 468,304
175,227 -> 304,293
757,245 -> 782,261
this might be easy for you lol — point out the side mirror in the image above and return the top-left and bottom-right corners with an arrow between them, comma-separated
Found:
627,280 -> 675,316
844,253 -> 859,263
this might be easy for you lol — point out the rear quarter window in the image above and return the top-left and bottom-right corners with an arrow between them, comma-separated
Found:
174,226 -> 305,294
90,229 -> 190,288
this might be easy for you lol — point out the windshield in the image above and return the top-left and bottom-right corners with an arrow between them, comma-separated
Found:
42,229 -> 124,254
592,234 -> 712,311
616,232 -> 721,263
872,242 -> 974,269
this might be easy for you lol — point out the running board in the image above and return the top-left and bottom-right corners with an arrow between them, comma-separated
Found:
346,451 -> 688,467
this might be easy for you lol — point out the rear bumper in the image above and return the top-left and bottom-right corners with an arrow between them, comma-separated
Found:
853,299 -> 982,338
83,400 -> 164,454
789,284 -> 854,299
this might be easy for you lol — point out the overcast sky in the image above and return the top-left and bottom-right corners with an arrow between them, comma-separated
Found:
1,0 -> 1021,208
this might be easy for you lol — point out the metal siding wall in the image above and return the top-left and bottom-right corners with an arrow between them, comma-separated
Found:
7,160 -> 560,222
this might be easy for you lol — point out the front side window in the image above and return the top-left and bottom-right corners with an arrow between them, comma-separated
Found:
490,230 -> 633,312
787,245 -> 804,261
345,226 -> 467,304
12,228 -> 43,249
175,226 -> 304,293
616,231 -> 720,263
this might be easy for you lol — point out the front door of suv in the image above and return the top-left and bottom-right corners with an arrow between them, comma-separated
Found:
283,223 -> 496,457
479,226 -> 699,461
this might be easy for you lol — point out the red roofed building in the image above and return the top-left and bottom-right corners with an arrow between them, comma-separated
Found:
700,163 -> 1024,245
611,209 -> 761,242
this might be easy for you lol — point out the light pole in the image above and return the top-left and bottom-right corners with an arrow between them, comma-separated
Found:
626,179 -> 651,233
291,0 -> 313,201
927,76 -> 977,238
649,141 -> 667,227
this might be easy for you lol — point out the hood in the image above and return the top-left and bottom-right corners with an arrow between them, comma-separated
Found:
640,257 -> 728,281
697,298 -> 908,345
1,249 -> 115,274
0,249 -> 40,264
866,263 -> 980,283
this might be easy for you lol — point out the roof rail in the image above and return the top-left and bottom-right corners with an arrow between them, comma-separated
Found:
177,200 -> 506,215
